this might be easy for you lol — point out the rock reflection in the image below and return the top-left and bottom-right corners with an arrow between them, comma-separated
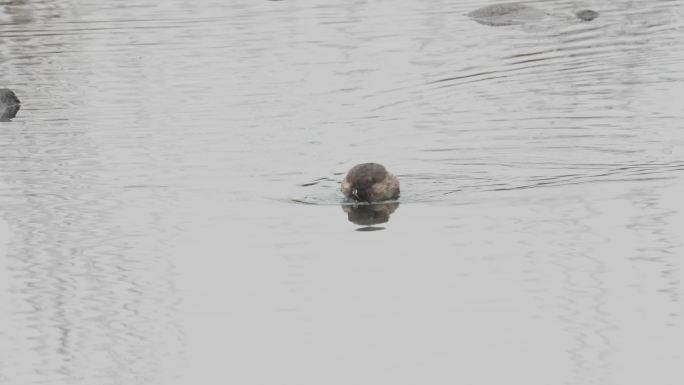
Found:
342,202 -> 399,228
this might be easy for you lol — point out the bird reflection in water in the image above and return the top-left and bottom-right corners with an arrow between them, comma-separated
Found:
339,163 -> 401,230
342,202 -> 399,231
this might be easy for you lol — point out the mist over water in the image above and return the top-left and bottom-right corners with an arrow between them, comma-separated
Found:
1,0 -> 683,384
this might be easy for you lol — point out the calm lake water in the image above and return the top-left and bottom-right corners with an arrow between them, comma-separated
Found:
1,0 -> 684,384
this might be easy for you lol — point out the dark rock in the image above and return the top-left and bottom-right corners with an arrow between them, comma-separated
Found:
0,89 -> 21,121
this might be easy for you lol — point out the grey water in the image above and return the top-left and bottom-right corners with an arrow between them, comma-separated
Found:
1,0 -> 683,384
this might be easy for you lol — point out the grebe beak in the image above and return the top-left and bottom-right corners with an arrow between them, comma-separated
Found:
352,188 -> 359,200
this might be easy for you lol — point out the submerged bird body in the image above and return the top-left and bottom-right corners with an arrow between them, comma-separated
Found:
341,163 -> 400,203
574,9 -> 600,21
467,3 -> 546,26
467,2 -> 599,26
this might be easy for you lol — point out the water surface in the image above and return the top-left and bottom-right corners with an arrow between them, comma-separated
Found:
1,0 -> 684,384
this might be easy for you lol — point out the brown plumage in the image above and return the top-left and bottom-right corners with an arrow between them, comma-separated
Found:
341,163 -> 400,202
